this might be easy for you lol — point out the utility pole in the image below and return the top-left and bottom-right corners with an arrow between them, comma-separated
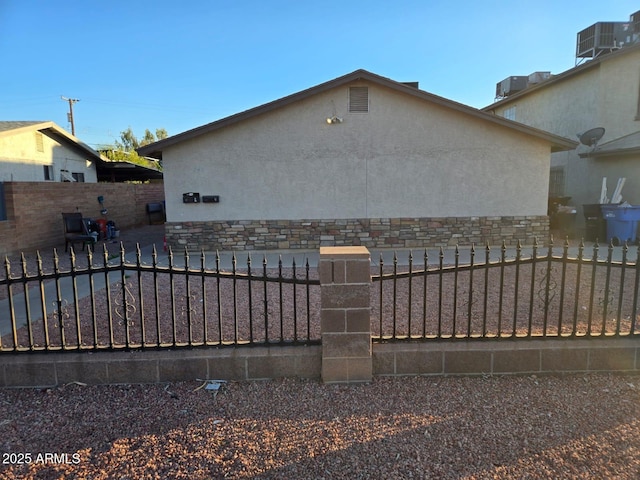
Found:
61,96 -> 80,136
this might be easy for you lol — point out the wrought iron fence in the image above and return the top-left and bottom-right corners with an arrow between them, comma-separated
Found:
371,239 -> 640,341
0,245 -> 320,352
4,239 -> 640,353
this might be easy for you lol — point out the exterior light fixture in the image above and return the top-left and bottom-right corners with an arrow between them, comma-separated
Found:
326,116 -> 343,124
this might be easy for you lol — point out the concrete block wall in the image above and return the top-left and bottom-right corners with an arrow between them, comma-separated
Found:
0,181 -> 165,256
373,338 -> 640,376
2,338 -> 640,388
0,347 -> 321,387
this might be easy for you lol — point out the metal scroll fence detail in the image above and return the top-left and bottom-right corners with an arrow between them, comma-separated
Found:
371,239 -> 640,342
0,245 -> 320,352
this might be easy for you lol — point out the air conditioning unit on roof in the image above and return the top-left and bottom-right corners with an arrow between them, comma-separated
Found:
528,71 -> 551,85
576,21 -> 631,59
495,76 -> 528,98
632,10 -> 640,34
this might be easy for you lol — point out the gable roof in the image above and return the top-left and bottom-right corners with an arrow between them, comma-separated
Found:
137,69 -> 577,159
0,121 -> 46,133
484,43 -> 640,111
0,120 -> 104,161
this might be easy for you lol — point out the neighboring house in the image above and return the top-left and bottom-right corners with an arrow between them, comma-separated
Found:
484,41 -> 640,228
0,121 -> 163,184
0,121 -> 101,183
138,69 -> 575,251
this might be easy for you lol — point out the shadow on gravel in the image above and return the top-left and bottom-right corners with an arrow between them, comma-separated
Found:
0,375 -> 638,479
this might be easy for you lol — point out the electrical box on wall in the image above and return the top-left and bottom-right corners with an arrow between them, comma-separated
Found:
182,192 -> 200,203
202,195 -> 220,203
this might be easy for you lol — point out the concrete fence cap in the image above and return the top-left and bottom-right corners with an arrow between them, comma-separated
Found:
319,246 -> 370,259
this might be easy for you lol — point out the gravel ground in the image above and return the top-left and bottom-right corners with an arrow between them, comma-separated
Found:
0,374 -> 639,479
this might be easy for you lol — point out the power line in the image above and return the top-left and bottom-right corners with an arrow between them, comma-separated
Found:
81,96 -> 213,115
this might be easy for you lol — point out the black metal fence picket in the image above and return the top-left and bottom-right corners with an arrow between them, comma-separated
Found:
0,245 -> 320,352
3,239 -> 640,353
371,239 -> 640,341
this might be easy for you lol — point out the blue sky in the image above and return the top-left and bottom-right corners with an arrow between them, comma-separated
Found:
1,1 -> 638,149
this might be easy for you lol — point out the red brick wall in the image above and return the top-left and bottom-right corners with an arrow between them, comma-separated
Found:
0,181 -> 164,255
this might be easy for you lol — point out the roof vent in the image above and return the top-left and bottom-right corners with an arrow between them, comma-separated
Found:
401,82 -> 419,89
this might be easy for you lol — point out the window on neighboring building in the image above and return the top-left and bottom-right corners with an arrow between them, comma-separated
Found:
35,132 -> 44,152
349,86 -> 369,113
72,172 -> 85,182
503,106 -> 516,121
43,165 -> 53,181
549,167 -> 565,197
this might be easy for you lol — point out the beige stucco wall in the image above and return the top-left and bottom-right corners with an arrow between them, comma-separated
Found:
577,155 -> 640,206
496,70 -> 600,139
597,52 -> 640,139
163,82 -> 552,223
492,49 -> 640,144
490,48 -> 640,212
0,130 -> 97,182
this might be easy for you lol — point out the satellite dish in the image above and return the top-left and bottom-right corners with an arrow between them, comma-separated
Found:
577,127 -> 605,147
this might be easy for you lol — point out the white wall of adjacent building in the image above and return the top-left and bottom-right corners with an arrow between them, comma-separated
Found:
0,130 -> 97,183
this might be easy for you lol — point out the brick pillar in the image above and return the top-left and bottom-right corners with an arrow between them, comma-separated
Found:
319,246 -> 372,383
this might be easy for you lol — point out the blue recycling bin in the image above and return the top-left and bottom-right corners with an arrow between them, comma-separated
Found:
601,205 -> 640,245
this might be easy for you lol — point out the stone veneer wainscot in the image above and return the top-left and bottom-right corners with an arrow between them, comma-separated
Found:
165,215 -> 549,251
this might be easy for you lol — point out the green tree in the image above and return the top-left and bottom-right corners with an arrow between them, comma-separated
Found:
115,127 -> 139,151
155,128 -> 168,141
102,126 -> 167,171
114,126 -> 167,151
142,129 -> 155,146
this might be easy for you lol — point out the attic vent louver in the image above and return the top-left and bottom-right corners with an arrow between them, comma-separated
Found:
35,132 -> 44,152
349,86 -> 369,113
